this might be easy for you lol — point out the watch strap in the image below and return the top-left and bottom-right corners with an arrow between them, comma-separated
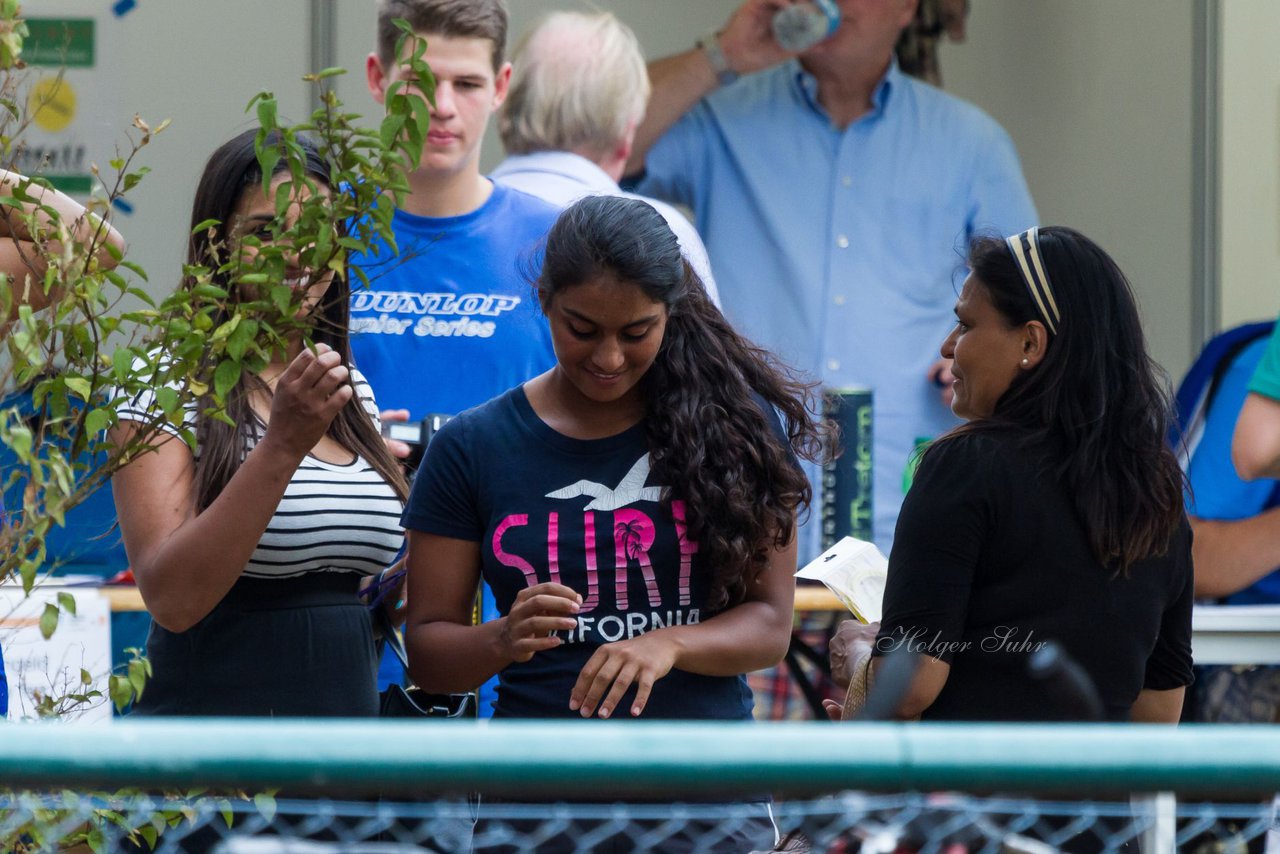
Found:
696,31 -> 739,87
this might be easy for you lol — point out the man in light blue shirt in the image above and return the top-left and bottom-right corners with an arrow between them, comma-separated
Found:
491,10 -> 719,305
627,0 -> 1037,558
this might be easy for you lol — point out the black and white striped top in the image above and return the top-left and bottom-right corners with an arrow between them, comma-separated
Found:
117,367 -> 405,580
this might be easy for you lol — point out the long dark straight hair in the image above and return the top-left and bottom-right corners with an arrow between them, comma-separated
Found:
949,227 -> 1184,571
537,196 -> 824,610
187,129 -> 407,510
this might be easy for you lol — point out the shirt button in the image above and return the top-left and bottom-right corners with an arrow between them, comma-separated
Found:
841,175 -> 852,187
827,359 -> 841,372
833,294 -> 846,305
836,235 -> 849,249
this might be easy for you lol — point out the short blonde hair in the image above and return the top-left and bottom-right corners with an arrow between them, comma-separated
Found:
499,11 -> 649,158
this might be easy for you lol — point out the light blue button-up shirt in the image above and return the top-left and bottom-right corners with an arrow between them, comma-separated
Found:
637,59 -> 1038,557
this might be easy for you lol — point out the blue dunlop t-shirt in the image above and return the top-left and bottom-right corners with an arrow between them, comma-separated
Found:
348,183 -> 559,418
402,386 -> 757,720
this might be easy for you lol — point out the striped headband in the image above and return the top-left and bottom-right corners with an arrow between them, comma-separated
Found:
1005,227 -> 1061,335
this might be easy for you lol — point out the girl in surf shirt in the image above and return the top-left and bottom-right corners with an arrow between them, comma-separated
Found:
401,194 -> 826,721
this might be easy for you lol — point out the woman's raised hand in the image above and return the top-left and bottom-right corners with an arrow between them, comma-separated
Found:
569,632 -> 680,719
264,343 -> 353,457
499,582 -> 581,664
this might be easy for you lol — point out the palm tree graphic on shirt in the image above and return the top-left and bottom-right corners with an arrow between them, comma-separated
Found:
545,453 -> 697,609
545,454 -> 662,511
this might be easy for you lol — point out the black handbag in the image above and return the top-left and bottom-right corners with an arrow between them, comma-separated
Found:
374,606 -> 476,719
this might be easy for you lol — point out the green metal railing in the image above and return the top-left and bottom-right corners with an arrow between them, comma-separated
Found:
1,720 -> 1277,798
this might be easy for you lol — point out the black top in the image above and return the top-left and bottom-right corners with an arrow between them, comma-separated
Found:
402,386 -> 796,720
875,428 -> 1194,722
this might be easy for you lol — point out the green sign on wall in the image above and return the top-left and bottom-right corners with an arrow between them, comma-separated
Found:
24,18 -> 95,68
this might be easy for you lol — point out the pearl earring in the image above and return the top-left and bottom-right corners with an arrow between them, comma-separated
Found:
1021,358 -> 1029,366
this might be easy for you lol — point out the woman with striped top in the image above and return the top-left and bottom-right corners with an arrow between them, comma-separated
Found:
110,130 -> 408,717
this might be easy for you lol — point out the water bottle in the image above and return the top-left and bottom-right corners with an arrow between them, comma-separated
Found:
771,0 -> 842,53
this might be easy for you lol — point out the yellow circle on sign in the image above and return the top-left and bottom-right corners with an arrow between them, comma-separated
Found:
29,76 -> 77,133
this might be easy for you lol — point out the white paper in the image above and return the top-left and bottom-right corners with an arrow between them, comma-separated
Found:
0,587 -> 113,722
795,536 -> 887,623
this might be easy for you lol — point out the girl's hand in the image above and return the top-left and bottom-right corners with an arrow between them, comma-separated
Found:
822,698 -> 845,722
381,566 -> 408,626
264,343 -> 353,457
570,632 -> 680,719
500,582 -> 581,664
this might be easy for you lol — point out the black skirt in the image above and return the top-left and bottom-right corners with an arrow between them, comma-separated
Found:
131,572 -> 379,718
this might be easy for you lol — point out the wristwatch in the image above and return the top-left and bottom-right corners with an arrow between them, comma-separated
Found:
697,31 -> 738,87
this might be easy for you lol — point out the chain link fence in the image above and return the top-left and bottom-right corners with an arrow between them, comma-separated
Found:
2,721 -> 1279,853
2,790 -> 1276,852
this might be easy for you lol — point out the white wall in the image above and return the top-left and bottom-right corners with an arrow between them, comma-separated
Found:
939,0 -> 1197,377
105,1 -> 314,305
1219,0 -> 1280,329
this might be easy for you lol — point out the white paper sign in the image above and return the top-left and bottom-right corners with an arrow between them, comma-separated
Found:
0,586 -> 112,722
795,536 -> 887,624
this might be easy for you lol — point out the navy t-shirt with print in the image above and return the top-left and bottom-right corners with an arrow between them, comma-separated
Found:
402,386 -> 756,720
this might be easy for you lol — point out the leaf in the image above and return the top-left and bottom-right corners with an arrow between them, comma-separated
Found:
227,318 -> 257,362
64,376 -> 92,401
214,360 -> 241,399
127,658 -> 148,698
155,386 -> 179,415
6,424 -> 32,459
112,347 -> 135,384
108,674 -> 133,712
39,602 -> 58,639
256,97 -> 278,131
379,114 -> 406,149
210,315 -> 241,343
257,145 -> 281,191
271,285 -> 292,316
253,792 -> 277,822
84,407 -> 113,436
57,591 -> 77,617
192,283 -> 229,300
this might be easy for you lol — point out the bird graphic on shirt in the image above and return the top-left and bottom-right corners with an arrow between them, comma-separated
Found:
546,454 -> 663,511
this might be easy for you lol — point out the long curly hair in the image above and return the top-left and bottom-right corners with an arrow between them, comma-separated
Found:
949,227 -> 1184,572
537,196 -> 825,610
185,129 -> 407,510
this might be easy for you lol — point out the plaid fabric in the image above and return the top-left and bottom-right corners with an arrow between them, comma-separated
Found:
750,612 -> 846,720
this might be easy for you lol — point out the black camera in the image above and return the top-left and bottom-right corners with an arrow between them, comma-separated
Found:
381,413 -> 451,471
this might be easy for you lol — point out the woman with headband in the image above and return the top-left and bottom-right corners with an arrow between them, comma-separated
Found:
828,226 -> 1193,722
